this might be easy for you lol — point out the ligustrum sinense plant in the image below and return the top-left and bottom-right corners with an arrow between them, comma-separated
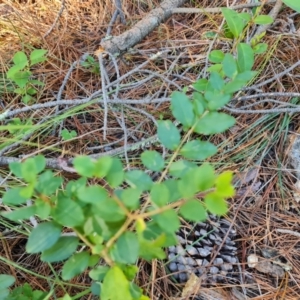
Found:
0,6 -> 282,300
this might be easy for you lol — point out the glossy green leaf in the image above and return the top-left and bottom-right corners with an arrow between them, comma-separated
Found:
26,222 -> 61,253
153,209 -> 180,233
110,232 -> 139,264
169,160 -> 197,178
9,161 -> 23,178
208,50 -> 225,63
222,53 -> 237,79
171,91 -> 195,127
193,79 -> 208,91
77,185 -> 109,203
101,266 -> 132,300
125,170 -> 153,191
237,43 -> 254,72
164,179 -> 182,203
106,157 -> 124,187
120,188 -> 141,210
204,90 -> 231,111
194,112 -> 235,135
221,8 -> 246,37
62,251 -> 90,280
283,0 -> 300,13
73,156 -> 95,177
2,206 -> 36,222
36,170 -> 63,195
215,171 -> 235,197
141,150 -> 165,171
93,197 -> 126,222
204,192 -> 228,215
12,51 -> 28,69
0,274 -> 15,289
41,236 -> 79,262
52,194 -> 85,227
253,15 -> 273,25
157,120 -> 181,150
208,72 -> 224,90
179,199 -> 207,222
30,49 -> 47,65
180,140 -> 217,160
89,266 -> 110,281
150,183 -> 169,207
2,188 -> 27,205
94,155 -> 113,178
35,199 -> 51,219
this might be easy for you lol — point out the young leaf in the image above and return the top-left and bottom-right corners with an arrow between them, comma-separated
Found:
208,72 -> 224,90
179,199 -> 207,222
194,112 -> 235,135
2,206 -> 36,222
223,79 -> 247,94
204,192 -> 228,215
62,251 -> 90,280
150,183 -> 169,207
197,163 -> 216,191
221,8 -> 245,37
93,197 -> 126,222
2,188 -> 27,205
164,179 -> 182,203
169,160 -> 197,178
237,43 -> 254,72
41,236 -> 79,262
204,90 -> 231,111
208,50 -> 225,63
153,209 -> 180,234
222,53 -> 238,79
215,171 -> 235,197
52,194 -> 85,227
253,15 -> 273,25
94,155 -> 113,178
89,266 -> 110,281
141,150 -> 165,171
0,274 -> 15,289
193,79 -> 208,92
101,266 -> 132,300
12,51 -> 28,69
180,140 -> 217,160
193,92 -> 206,115
253,43 -> 268,54
138,235 -> 167,260
157,120 -> 181,150
29,49 -> 47,65
125,170 -> 153,191
170,91 -> 195,127
35,170 -> 63,195
120,188 -> 141,210
9,161 -> 23,178
73,156 -> 95,177
26,222 -> 62,253
105,157 -> 124,187
77,185 -> 109,203
61,129 -> 77,141
110,232 -> 139,264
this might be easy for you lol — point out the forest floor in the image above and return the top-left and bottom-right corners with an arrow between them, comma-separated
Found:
1,0 -> 300,299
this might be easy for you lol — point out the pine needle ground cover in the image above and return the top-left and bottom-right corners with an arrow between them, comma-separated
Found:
1,0 -> 300,299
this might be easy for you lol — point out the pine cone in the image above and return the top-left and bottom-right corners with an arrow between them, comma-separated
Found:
167,215 -> 237,285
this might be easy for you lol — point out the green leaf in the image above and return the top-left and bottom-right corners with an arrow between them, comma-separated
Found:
73,156 -> 95,177
164,179 -> 182,203
157,120 -> 181,150
180,140 -> 217,160
12,51 -> 28,69
61,129 -> 77,141
36,170 -> 63,195
207,63 -> 223,73
2,206 -> 36,222
194,112 -> 235,135
41,236 -> 79,262
222,54 -> 237,79
120,188 -> 141,210
62,251 -> 90,280
170,91 -> 195,127
204,192 -> 228,215
106,157 -> 124,187
193,92 -> 206,115
237,43 -> 254,72
179,199 -> 207,222
253,43 -> 268,54
125,170 -> 153,191
254,15 -> 273,25
204,90 -> 231,111
235,71 -> 257,82
93,197 -> 126,222
153,209 -> 180,233
215,171 -> 235,197
221,8 -> 246,37
52,194 -> 85,227
169,160 -> 197,178
0,289 -> 9,300
2,188 -> 27,205
196,163 -> 216,191
129,282 -> 142,299
150,183 -> 169,207
208,72 -> 224,90
223,80 -> 247,94
208,50 -> 224,63
77,185 -> 109,203
91,282 -> 101,296
22,94 -> 32,104
141,150 -> 165,171
35,199 -> 51,219
101,266 -> 132,300
138,234 -> 166,260
283,0 -> 300,13
110,232 -> 139,264
89,266 -> 110,281
0,274 -> 15,289
193,79 -> 208,91
94,156 -> 113,178
29,49 -> 47,65
26,222 -> 62,253
12,71 -> 31,88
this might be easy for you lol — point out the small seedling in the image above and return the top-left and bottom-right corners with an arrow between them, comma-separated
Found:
61,129 -> 77,141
